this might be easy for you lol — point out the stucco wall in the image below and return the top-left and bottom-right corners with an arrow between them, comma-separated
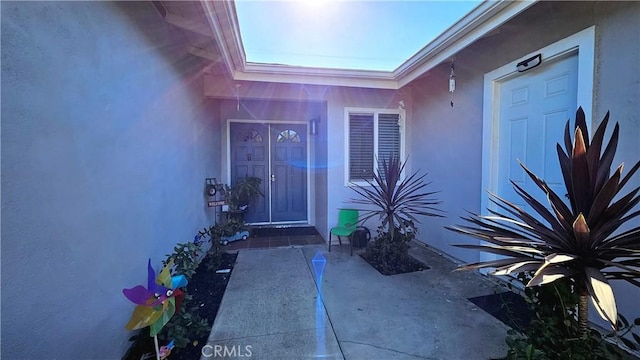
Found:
202,77 -> 408,239
410,0 -> 639,261
1,2 -> 220,358
409,0 -> 639,321
589,0 -> 640,330
324,86 -> 408,238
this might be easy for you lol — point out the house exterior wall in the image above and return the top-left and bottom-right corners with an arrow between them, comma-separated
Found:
1,2 -> 220,358
324,86 -> 409,237
409,0 -> 639,324
204,79 -> 404,240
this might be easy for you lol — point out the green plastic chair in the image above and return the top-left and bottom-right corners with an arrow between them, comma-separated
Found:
329,209 -> 359,256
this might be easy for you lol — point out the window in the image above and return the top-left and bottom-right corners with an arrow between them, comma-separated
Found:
346,108 -> 403,183
241,129 -> 263,142
276,129 -> 301,143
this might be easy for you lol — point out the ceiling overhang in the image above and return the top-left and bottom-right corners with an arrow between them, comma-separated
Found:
199,0 -> 537,89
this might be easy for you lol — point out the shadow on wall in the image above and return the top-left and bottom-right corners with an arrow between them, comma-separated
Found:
114,1 -> 209,78
1,1 -> 219,359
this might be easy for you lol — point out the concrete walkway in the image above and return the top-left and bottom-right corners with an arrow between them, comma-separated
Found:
203,243 -> 510,360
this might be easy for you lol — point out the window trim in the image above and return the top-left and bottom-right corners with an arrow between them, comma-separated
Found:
344,107 -> 406,186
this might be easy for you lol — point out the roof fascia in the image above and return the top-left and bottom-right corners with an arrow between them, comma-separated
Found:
201,0 -> 246,73
236,63 -> 398,89
395,0 -> 537,87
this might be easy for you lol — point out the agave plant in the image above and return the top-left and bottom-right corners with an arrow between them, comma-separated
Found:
448,107 -> 640,335
349,154 -> 444,240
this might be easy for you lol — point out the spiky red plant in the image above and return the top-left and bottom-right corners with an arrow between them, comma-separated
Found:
448,107 -> 640,335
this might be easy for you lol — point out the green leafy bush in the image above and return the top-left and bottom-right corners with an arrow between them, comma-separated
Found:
196,224 -> 229,271
504,274 -> 640,359
163,242 -> 201,280
158,296 -> 210,349
157,229 -> 215,349
128,223 -> 229,352
206,237 -> 223,272
364,226 -> 415,273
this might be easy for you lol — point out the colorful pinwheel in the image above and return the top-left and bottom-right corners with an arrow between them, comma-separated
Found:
123,258 -> 188,360
159,340 -> 174,360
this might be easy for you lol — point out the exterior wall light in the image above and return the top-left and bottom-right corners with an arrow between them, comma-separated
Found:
310,117 -> 320,136
517,54 -> 542,72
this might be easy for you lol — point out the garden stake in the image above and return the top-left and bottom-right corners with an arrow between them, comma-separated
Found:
122,259 -> 188,360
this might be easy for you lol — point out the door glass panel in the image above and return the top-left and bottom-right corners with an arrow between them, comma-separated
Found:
240,129 -> 263,142
276,129 -> 301,143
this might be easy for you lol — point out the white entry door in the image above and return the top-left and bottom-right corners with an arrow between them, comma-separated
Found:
480,28 -> 595,267
496,54 -> 578,215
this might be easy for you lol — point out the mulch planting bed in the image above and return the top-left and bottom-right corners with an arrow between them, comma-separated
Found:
123,252 -> 237,360
360,252 -> 429,276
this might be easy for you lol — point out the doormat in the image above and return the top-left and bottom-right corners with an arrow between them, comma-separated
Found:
467,291 -> 533,332
250,226 -> 319,237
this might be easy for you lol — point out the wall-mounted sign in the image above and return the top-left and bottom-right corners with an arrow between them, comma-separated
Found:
207,200 -> 226,207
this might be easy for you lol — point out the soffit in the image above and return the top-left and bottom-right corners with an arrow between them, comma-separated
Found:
155,0 -> 537,89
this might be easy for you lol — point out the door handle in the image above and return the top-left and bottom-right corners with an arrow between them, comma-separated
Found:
271,174 -> 276,182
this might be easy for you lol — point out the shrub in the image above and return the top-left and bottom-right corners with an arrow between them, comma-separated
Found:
364,226 -> 415,273
504,274 -> 640,359
163,242 -> 201,280
350,155 -> 443,263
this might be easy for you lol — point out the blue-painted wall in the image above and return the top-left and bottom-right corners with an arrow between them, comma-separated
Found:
1,2 -> 220,358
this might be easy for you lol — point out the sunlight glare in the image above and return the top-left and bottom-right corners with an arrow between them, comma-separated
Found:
296,0 -> 329,9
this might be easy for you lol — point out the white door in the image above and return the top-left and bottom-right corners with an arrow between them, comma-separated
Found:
496,54 -> 578,216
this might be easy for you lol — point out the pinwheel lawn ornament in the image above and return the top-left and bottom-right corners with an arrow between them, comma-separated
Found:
158,340 -> 174,360
123,259 -> 188,360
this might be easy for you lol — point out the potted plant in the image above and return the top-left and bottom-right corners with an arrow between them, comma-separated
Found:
224,176 -> 264,221
349,154 -> 444,274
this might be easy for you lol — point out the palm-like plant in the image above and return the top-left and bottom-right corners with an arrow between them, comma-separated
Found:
349,155 -> 444,240
448,108 -> 640,335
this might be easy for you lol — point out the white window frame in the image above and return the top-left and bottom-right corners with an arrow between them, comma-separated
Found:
344,107 -> 406,186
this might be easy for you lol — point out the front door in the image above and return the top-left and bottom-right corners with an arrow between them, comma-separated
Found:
479,53 -> 578,266
230,122 -> 308,224
496,54 -> 578,215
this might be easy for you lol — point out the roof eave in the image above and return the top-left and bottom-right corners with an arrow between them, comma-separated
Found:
236,63 -> 398,89
201,0 -> 246,74
202,0 -> 537,89
395,0 -> 537,87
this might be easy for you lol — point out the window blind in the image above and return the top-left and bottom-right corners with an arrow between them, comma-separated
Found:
378,113 -> 400,161
349,114 -> 374,180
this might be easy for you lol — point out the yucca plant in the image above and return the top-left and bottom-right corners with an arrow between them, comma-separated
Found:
448,107 -> 640,336
349,154 -> 444,240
